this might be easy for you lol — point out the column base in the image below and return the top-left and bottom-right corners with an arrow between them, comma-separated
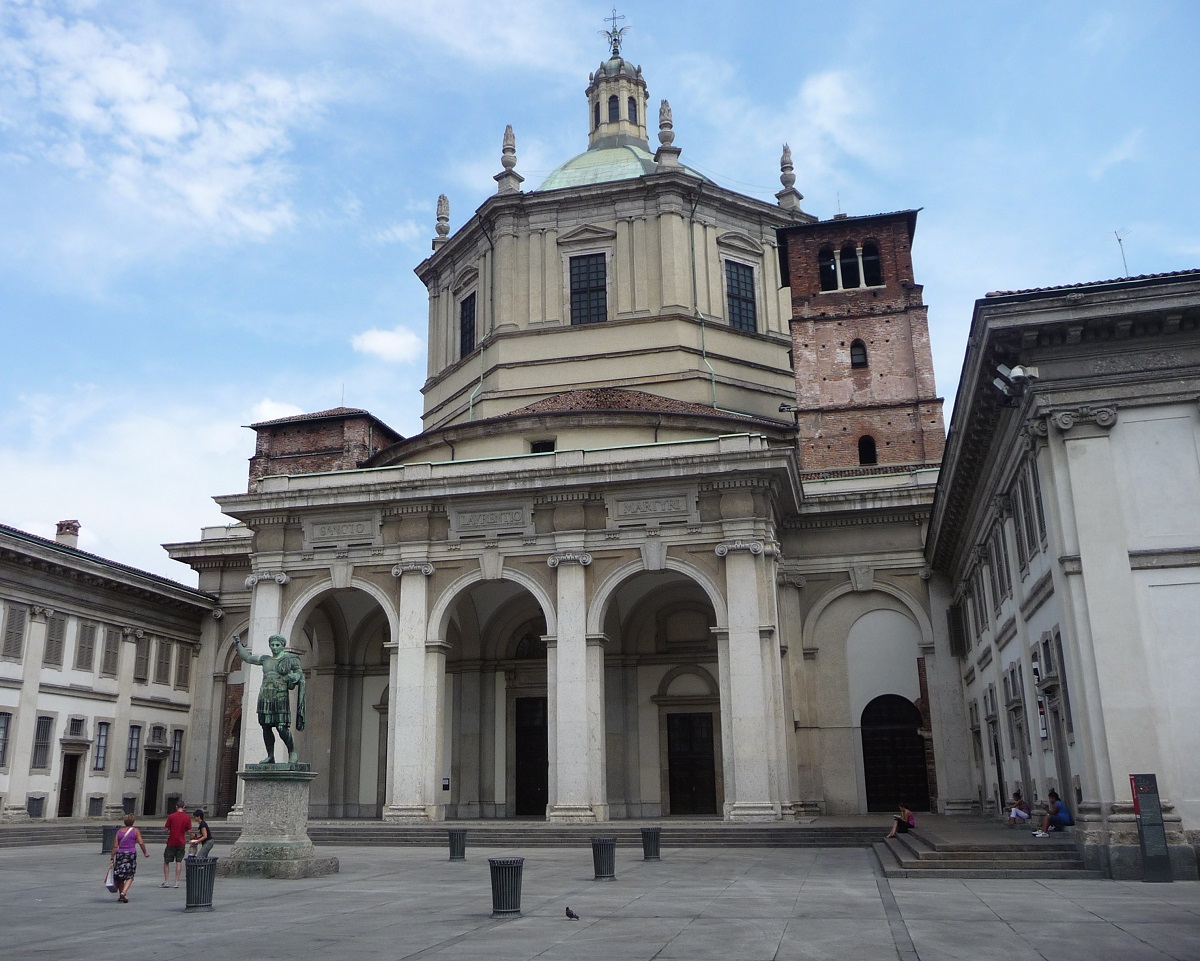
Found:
547,804 -> 600,822
1077,801 -> 1198,880
1,805 -> 32,822
726,801 -> 782,822
789,800 -> 822,819
383,805 -> 442,822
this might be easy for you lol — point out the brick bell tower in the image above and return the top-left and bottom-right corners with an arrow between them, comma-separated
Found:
776,210 -> 945,470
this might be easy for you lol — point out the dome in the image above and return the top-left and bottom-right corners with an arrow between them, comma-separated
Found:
538,143 -> 709,191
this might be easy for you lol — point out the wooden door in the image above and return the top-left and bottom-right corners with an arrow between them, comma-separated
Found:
667,713 -> 717,816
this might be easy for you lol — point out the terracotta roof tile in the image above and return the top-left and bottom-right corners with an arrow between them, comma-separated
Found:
984,269 -> 1200,298
249,406 -> 375,428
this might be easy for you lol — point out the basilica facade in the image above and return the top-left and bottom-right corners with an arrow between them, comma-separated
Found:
165,36 -> 965,823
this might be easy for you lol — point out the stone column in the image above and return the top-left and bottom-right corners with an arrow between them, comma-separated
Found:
104,628 -> 140,817
547,550 -> 603,821
2,606 -> 51,820
228,570 -> 288,821
385,561 -> 438,820
717,540 -> 780,821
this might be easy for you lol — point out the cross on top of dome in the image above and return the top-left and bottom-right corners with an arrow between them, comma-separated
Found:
603,8 -> 629,58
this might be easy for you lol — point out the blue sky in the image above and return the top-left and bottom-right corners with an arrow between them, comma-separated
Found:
2,0 -> 1197,581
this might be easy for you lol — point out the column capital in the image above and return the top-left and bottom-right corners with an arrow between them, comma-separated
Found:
122,626 -> 144,640
1044,404 -> 1118,433
30,606 -> 54,620
547,550 -> 592,568
715,539 -> 765,557
245,570 -> 290,588
391,561 -> 435,577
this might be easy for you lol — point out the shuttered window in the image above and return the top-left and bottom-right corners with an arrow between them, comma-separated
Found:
75,623 -> 97,671
43,614 -> 66,668
100,628 -> 120,677
175,647 -> 191,691
154,640 -> 172,685
133,636 -> 150,682
2,604 -> 27,660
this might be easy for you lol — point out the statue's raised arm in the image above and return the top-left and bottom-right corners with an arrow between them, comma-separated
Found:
233,633 -> 266,667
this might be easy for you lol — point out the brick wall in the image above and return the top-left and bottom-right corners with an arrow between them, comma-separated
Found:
779,212 -> 946,471
248,413 -> 402,491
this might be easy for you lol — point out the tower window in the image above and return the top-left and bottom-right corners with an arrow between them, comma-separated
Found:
530,439 -> 555,454
593,101 -> 600,130
608,95 -> 619,123
862,242 -> 883,286
839,244 -> 860,289
459,291 -> 477,358
850,339 -> 868,368
725,260 -> 757,332
569,253 -> 607,325
627,96 -> 637,124
858,435 -> 878,465
818,247 -> 838,291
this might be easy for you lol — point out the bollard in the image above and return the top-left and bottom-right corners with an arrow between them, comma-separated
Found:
184,857 -> 218,912
100,824 -> 118,855
640,826 -> 662,861
448,828 -> 467,861
488,857 -> 524,918
591,836 -> 616,881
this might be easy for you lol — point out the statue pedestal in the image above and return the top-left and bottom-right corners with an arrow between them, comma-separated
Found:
218,763 -> 339,879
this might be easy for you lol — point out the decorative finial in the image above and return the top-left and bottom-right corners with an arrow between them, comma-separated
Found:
433,194 -> 449,249
654,99 -> 681,169
775,142 -> 805,212
494,125 -> 524,195
602,8 -> 628,58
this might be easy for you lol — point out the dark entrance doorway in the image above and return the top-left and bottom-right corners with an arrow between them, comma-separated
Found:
57,753 -> 80,817
514,697 -> 548,817
143,759 -> 163,816
667,712 -> 717,816
861,694 -> 929,812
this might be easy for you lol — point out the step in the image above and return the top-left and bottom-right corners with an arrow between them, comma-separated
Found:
873,838 -> 1100,880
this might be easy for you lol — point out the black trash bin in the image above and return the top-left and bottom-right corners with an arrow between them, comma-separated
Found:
100,824 -> 118,855
184,857 -> 218,912
448,828 -> 467,861
591,836 -> 616,880
640,826 -> 662,861
488,857 -> 524,918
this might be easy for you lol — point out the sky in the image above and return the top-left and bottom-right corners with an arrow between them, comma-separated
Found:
2,0 -> 1197,583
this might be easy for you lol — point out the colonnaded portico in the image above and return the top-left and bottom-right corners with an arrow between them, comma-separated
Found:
213,432 -> 799,823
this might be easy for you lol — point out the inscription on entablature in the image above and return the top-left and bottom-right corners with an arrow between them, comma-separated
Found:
303,514 -> 381,550
449,503 -> 533,541
605,489 -> 697,530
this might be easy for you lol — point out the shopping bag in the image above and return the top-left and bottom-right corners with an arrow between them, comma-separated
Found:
104,866 -> 118,893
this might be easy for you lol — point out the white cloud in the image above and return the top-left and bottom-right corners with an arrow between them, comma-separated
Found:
371,220 -> 423,245
1,5 -> 332,241
351,326 -> 424,363
1088,129 -> 1141,180
249,398 -> 306,423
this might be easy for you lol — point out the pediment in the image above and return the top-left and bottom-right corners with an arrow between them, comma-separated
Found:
557,223 -> 618,247
716,230 -> 764,256
452,266 -> 479,293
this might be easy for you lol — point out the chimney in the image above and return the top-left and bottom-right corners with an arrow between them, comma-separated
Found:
56,519 -> 81,548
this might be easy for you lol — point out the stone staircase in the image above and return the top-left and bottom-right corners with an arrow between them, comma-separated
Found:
873,830 -> 1103,879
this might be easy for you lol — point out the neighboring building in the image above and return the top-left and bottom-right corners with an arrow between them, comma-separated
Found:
0,521 -> 214,821
165,31 -> 965,825
925,270 -> 1200,878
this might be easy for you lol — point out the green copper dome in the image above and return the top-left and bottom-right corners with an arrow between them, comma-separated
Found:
538,142 -> 708,191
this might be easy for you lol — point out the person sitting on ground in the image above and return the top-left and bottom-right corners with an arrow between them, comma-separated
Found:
886,802 -> 916,839
1007,790 -> 1031,827
1033,789 -> 1073,837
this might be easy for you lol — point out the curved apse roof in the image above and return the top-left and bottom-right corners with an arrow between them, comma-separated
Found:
538,143 -> 710,191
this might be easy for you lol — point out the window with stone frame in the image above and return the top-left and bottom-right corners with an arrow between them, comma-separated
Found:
31,715 -> 53,769
1011,480 -> 1029,570
169,729 -> 184,775
627,96 -> 637,124
1,603 -> 27,661
43,613 -> 66,668
1019,472 -> 1040,561
125,725 -> 141,773
0,711 -> 10,768
459,290 -> 477,358
1030,457 -> 1047,541
133,635 -> 150,682
607,94 -> 619,122
569,253 -> 607,325
154,639 -> 172,685
175,646 -> 191,690
75,623 -> 97,672
100,628 -> 120,677
94,721 -> 109,771
724,259 -> 757,332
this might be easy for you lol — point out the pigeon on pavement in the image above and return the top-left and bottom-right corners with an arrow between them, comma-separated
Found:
566,906 -> 579,920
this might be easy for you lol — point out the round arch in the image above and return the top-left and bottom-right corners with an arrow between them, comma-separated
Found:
586,555 -> 729,637
800,578 -> 935,651
429,566 -> 556,644
279,575 -> 400,655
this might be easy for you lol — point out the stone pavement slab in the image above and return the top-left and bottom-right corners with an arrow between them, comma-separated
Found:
1,842 -> 1198,961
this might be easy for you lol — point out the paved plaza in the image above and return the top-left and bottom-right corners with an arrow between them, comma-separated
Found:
3,841 -> 1199,961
